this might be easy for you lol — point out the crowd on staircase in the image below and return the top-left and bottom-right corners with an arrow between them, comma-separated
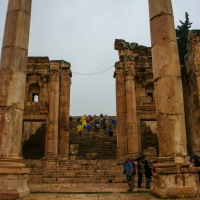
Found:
70,114 -> 116,140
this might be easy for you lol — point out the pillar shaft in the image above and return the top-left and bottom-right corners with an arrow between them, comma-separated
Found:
149,0 -> 186,159
114,62 -> 127,159
0,0 -> 31,198
59,63 -> 72,159
149,0 -> 198,198
124,60 -> 138,156
45,69 -> 60,158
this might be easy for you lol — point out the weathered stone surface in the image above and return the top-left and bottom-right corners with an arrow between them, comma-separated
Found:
23,57 -> 72,161
157,114 -> 187,157
0,107 -> 24,158
152,42 -> 181,80
1,47 -> 28,71
114,39 -> 156,158
184,30 -> 200,155
149,0 -> 173,20
0,168 -> 30,199
0,70 -> 26,108
114,39 -> 128,50
2,11 -> 31,50
150,15 -> 177,46
151,173 -> 198,198
148,0 -> 198,198
154,76 -> 184,115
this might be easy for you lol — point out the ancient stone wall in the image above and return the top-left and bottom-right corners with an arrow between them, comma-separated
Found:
184,30 -> 200,154
23,57 -> 72,159
114,40 -> 157,157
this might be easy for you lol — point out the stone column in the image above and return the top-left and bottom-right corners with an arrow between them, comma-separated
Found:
59,61 -> 72,160
44,63 -> 60,170
149,0 -> 198,198
0,0 -> 31,198
124,56 -> 139,157
114,62 -> 127,159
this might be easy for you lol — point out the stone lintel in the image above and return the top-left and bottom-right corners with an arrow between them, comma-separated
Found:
27,56 -> 50,64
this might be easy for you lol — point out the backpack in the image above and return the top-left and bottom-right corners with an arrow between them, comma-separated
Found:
130,160 -> 136,175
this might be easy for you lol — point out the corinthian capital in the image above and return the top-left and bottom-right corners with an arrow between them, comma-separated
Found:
124,67 -> 136,81
49,69 -> 60,81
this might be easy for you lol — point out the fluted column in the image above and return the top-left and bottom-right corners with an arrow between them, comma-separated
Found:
149,0 -> 198,198
124,57 -> 139,157
44,65 -> 60,170
59,61 -> 72,159
0,0 -> 31,198
114,62 -> 127,159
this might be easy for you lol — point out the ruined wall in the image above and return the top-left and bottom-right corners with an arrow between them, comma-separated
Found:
23,57 -> 72,159
114,40 -> 157,156
184,30 -> 200,154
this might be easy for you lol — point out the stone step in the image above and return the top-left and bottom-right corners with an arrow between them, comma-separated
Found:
28,176 -> 124,184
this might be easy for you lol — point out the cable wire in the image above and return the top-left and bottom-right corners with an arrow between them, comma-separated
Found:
72,65 -> 114,75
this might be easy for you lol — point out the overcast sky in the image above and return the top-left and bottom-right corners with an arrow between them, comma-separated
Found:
0,0 -> 200,116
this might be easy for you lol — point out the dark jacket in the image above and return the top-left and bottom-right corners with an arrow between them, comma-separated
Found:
144,165 -> 152,178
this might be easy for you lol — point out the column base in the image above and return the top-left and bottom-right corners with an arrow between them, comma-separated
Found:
0,168 -> 30,200
150,157 -> 199,198
44,156 -> 59,171
151,173 -> 199,198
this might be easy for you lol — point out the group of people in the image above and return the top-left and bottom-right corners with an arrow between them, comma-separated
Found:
123,156 -> 152,191
75,114 -> 115,140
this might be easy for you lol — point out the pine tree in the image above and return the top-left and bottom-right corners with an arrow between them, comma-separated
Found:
176,12 -> 192,65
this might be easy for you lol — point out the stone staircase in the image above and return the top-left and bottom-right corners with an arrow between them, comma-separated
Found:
25,159 -> 124,184
24,116 -> 122,184
69,116 -> 117,160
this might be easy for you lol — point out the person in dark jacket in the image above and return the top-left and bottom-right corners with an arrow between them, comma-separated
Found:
108,125 -> 113,141
123,157 -> 133,191
137,160 -> 143,188
143,160 -> 152,189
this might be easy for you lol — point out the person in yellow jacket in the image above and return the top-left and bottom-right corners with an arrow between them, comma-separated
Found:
81,115 -> 87,128
77,124 -> 83,135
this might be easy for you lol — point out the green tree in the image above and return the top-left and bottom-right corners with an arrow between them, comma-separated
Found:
176,12 -> 192,65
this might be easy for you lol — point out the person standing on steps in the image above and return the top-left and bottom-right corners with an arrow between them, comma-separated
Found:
94,118 -> 99,133
85,123 -> 91,134
143,160 -> 152,189
77,123 -> 83,135
123,156 -> 133,192
108,125 -> 113,141
137,159 -> 143,188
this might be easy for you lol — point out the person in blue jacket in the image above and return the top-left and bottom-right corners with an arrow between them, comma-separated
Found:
85,123 -> 91,134
123,156 -> 133,191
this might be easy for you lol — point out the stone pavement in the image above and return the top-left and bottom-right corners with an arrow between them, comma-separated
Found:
21,183 -> 200,200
